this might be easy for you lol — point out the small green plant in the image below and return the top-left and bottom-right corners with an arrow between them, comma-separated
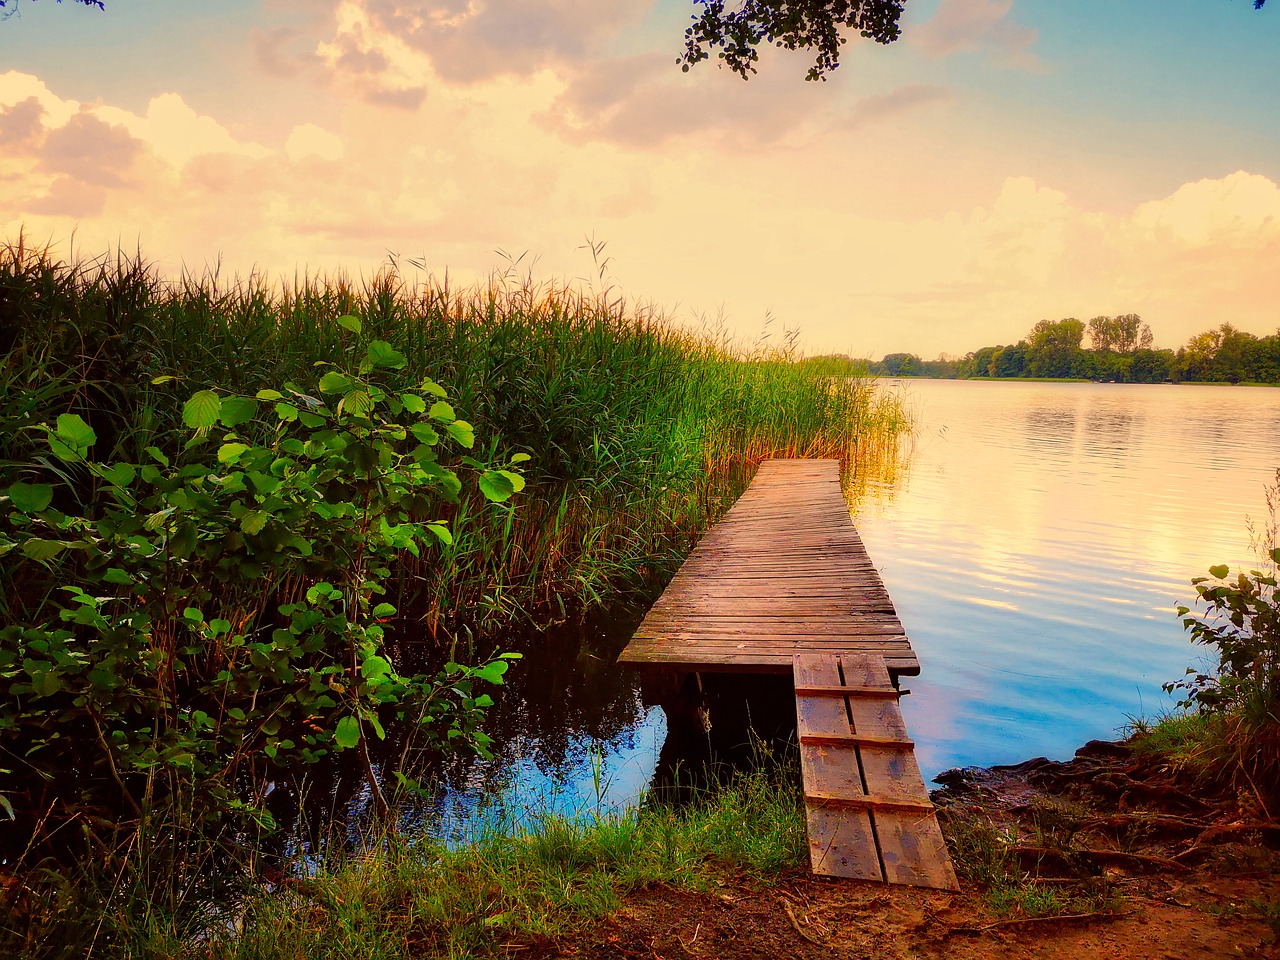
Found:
0,316 -> 525,861
1164,467 -> 1280,800
1169,553 -> 1280,714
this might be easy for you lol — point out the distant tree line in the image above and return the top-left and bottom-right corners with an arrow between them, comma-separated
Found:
823,316 -> 1280,385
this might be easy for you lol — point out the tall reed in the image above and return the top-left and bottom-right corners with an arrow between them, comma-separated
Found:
1,238 -> 911,637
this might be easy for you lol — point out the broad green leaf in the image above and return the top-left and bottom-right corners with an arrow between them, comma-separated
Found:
334,716 -> 361,749
298,410 -> 326,428
428,401 -> 456,422
401,393 -> 426,414
8,482 -> 52,513
472,661 -> 509,684
240,510 -> 270,535
256,388 -> 285,401
410,423 -> 439,445
335,314 -> 362,334
275,402 -> 299,422
151,375 -> 176,385
425,523 -> 452,545
510,453 -> 531,464
445,420 -> 475,448
478,471 -> 517,503
182,390 -> 222,430
361,655 -> 392,681
339,389 -> 373,419
318,371 -> 355,394
219,396 -> 258,427
1208,564 -> 1230,579
21,538 -> 67,561
101,462 -> 136,487
420,378 -> 447,398
217,442 -> 251,464
144,446 -> 170,467
49,414 -> 96,460
366,339 -> 406,370
371,602 -> 397,618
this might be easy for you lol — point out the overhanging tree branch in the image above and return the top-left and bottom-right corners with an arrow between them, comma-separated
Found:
678,0 -> 906,81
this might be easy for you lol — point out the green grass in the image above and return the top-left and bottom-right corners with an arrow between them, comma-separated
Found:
4,763 -> 807,960
0,237 -> 911,635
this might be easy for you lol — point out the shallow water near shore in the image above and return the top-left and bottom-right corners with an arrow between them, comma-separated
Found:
364,379 -> 1280,839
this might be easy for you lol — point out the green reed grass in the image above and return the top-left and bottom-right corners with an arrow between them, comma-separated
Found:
1,238 -> 911,636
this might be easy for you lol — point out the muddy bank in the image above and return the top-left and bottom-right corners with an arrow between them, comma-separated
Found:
545,739 -> 1280,960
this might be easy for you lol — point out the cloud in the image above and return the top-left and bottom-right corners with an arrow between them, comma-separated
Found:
354,0 -> 650,84
841,85 -> 954,132
0,70 -> 79,126
1128,171 -> 1280,248
308,0 -> 655,107
912,0 -> 1040,69
95,94 -> 270,170
250,25 -> 320,79
0,96 -> 44,147
40,110 -> 142,187
285,123 -> 344,163
542,50 -> 850,148
25,176 -> 106,218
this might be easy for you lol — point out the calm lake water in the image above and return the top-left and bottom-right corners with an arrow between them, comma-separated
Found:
859,379 -> 1280,780
388,379 -> 1280,838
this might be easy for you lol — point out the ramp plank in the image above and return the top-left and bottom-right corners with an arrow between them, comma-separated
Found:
794,653 -> 957,891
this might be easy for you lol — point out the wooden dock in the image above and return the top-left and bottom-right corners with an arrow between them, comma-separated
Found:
619,459 -> 957,890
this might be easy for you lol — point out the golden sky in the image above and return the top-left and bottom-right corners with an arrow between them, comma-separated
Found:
1,0 -> 1277,358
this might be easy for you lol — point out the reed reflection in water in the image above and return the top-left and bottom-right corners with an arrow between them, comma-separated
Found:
853,379 -> 1280,781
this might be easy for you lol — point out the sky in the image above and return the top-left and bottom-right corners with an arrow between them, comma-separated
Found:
1,0 -> 1277,360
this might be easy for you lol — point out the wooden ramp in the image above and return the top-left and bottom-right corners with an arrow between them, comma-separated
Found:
619,459 -> 918,678
796,652 -> 956,890
619,459 -> 957,891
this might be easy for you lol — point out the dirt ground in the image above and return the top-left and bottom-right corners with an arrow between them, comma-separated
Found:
539,867 -> 1278,960
523,741 -> 1280,960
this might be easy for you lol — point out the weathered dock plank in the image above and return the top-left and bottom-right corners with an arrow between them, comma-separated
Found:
618,459 -> 918,677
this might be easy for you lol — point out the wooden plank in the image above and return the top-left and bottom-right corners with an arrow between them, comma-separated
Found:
795,652 -> 883,881
800,732 -> 914,748
805,792 -> 938,814
793,685 -> 901,699
833,654 -> 958,891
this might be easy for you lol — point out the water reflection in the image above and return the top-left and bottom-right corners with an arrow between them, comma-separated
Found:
858,380 -> 1280,781
288,606 -> 667,847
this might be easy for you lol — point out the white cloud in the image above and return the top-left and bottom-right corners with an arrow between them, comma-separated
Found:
1128,171 -> 1280,248
0,70 -> 79,126
95,93 -> 270,170
285,123 -> 344,163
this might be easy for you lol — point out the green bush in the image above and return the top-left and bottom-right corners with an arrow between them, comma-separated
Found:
1164,468 -> 1280,800
0,318 -> 523,859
